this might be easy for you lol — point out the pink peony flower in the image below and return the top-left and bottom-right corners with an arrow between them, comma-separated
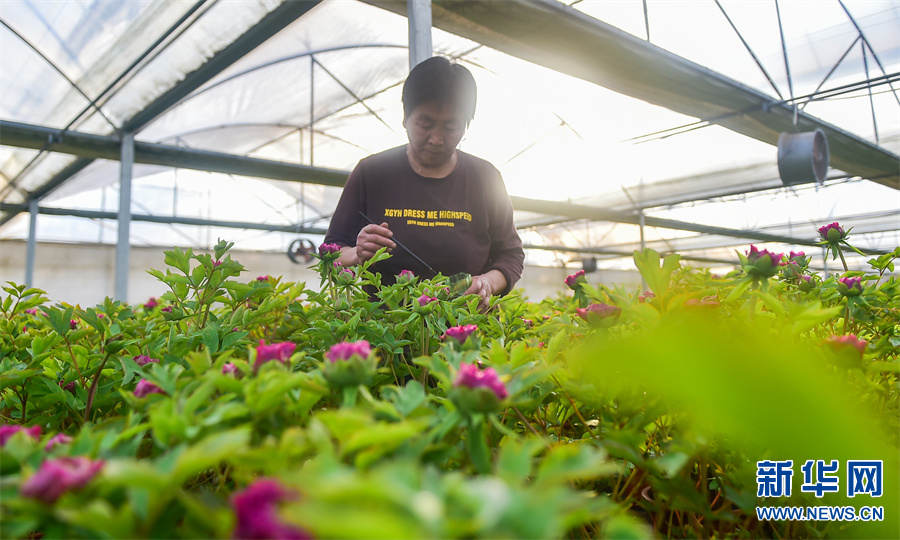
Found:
417,293 -> 437,307
45,433 -> 73,451
222,362 -> 239,376
257,275 -> 270,282
638,291 -> 656,303
255,340 -> 296,372
20,456 -> 104,504
797,274 -> 816,292
454,363 -> 508,400
97,313 -> 105,319
576,302 -> 621,322
59,380 -> 77,393
214,260 -> 223,267
231,479 -> 311,540
134,379 -> 165,398
134,355 -> 159,367
825,334 -> 868,357
326,340 -> 372,363
69,319 -> 77,330
837,276 -> 863,297
318,242 -> 342,255
161,306 -> 172,313
443,324 -> 478,344
144,297 -> 158,310
0,425 -> 42,446
399,269 -> 415,279
25,308 -> 37,315
565,270 -> 586,289
818,222 -> 846,242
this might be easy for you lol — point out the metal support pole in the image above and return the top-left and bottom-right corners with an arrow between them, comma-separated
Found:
639,211 -> 647,291
407,0 -> 432,69
25,199 -> 38,286
115,133 -> 134,302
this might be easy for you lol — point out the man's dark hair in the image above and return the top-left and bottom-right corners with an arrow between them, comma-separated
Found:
402,56 -> 477,124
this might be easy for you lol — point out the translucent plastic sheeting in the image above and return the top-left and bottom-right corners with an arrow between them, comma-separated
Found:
1,0 -> 897,271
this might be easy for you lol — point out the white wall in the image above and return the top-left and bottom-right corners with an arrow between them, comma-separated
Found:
0,240 -> 642,307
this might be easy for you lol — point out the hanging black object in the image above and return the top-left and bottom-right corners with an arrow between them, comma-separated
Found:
287,238 -> 317,264
777,129 -> 829,186
582,257 -> 597,273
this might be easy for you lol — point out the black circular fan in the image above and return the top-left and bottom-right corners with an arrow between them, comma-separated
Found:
287,238 -> 317,264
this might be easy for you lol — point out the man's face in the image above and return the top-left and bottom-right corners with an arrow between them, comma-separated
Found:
404,102 -> 466,169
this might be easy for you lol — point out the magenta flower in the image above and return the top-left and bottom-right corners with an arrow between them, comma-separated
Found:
837,276 -> 863,297
454,363 -> 508,400
25,308 -> 37,315
161,306 -> 172,313
214,260 -> 223,267
318,242 -> 341,255
58,380 -> 76,393
255,340 -> 296,372
797,274 -> 816,292
134,379 -> 165,398
326,340 -> 372,363
565,270 -> 587,289
97,313 -> 105,319
231,479 -> 311,540
417,293 -> 437,307
743,245 -> 784,278
45,433 -> 73,451
0,425 -> 42,447
134,355 -> 159,367
399,269 -> 415,279
257,275 -> 270,282
818,222 -> 846,242
222,362 -> 239,376
444,324 -> 478,345
69,319 -> 77,330
825,334 -> 867,357
576,302 -> 621,323
143,297 -> 158,310
20,456 -> 104,504
638,291 -> 655,303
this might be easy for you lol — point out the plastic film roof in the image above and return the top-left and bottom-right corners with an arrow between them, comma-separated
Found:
1,0 -> 898,272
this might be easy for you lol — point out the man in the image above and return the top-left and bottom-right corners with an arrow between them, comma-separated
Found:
324,56 -> 524,310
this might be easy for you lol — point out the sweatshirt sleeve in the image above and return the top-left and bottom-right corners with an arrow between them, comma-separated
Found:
485,168 -> 524,294
324,162 -> 367,248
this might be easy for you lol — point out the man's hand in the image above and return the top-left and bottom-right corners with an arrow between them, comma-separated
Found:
464,270 -> 507,312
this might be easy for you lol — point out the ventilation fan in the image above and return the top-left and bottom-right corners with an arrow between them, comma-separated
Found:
287,238 -> 317,264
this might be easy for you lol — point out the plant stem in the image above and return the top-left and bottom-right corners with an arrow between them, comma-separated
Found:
84,353 -> 111,423
512,406 -> 543,438
837,248 -> 849,272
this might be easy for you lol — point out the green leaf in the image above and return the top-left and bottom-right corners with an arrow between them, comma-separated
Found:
172,427 -> 250,485
535,443 -> 613,485
497,437 -> 545,486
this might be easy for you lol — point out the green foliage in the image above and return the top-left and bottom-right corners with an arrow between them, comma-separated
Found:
1,235 -> 897,539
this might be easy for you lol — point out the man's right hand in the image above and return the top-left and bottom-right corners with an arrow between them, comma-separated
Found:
342,222 -> 396,265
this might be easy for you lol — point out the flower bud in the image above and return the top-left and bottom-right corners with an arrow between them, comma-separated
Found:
818,222 -> 846,242
45,433 -> 73,451
134,379 -> 165,398
836,276 -> 863,297
21,457 -> 104,504
231,479 -> 311,540
565,270 -> 587,290
575,302 -> 621,327
397,269 -> 417,284
222,362 -> 239,377
797,274 -> 816,292
450,363 -> 508,414
443,324 -> 477,345
318,242 -> 341,256
825,334 -> 867,357
322,340 -> 377,388
134,355 -> 159,367
0,425 -> 42,447
415,293 -> 438,314
143,297 -> 158,310
254,340 -> 296,373
743,245 -> 784,278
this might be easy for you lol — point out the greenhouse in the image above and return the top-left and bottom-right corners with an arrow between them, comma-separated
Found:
1,1 -> 898,539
